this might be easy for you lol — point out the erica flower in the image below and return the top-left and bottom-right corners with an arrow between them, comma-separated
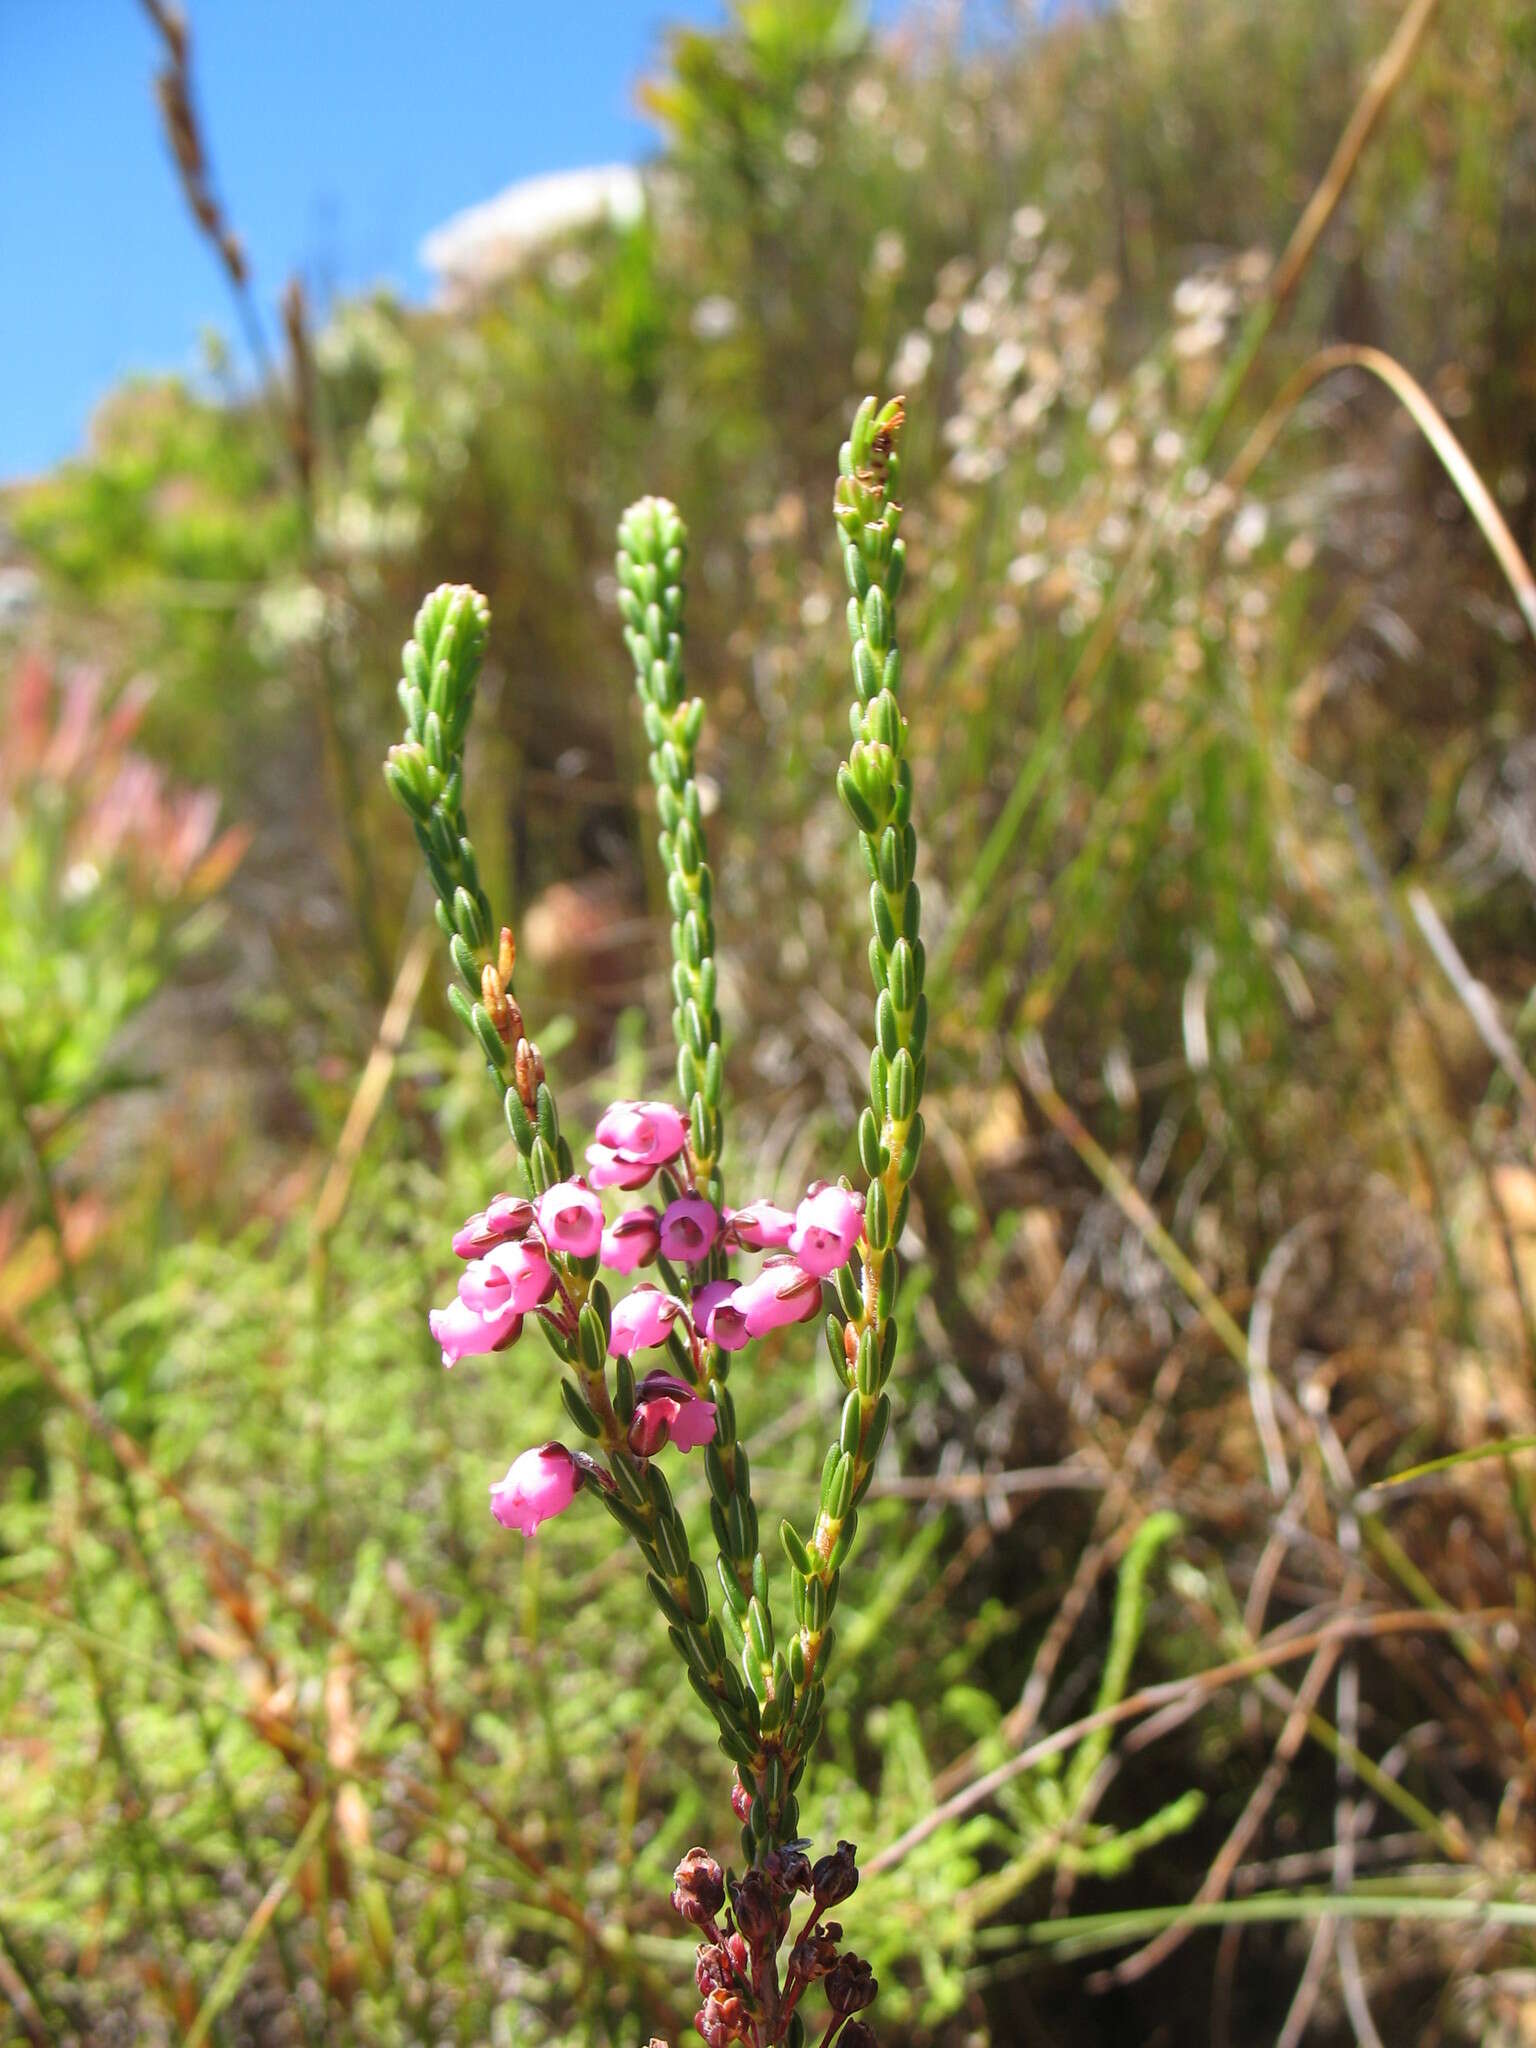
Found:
723,1200 -> 796,1250
628,1370 -> 717,1456
660,1195 -> 720,1264
536,1179 -> 605,1259
735,1257 -> 823,1336
601,1205 -> 661,1273
595,1098 -> 688,1167
452,1193 -> 534,1258
693,1279 -> 750,1352
585,1141 -> 656,1191
457,1238 -> 554,1315
488,1443 -> 579,1534
429,1293 -> 523,1368
608,1284 -> 686,1357
790,1182 -> 865,1278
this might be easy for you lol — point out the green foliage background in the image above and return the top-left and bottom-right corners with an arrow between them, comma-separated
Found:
3,1 -> 1536,2042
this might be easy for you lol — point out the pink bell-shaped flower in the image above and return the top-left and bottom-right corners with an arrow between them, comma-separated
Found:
536,1180 -> 605,1260
429,1293 -> 523,1368
660,1195 -> 720,1264
458,1238 -> 556,1316
628,1370 -> 717,1457
489,1443 -> 580,1534
693,1279 -> 751,1352
596,1099 -> 688,1167
601,1206 -> 662,1274
735,1257 -> 823,1337
789,1183 -> 865,1279
724,1200 -> 796,1251
608,1284 -> 686,1357
452,1194 -> 535,1258
585,1141 -> 656,1191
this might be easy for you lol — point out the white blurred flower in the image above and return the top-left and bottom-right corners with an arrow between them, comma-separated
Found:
691,296 -> 739,341
890,331 -> 933,388
252,578 -> 329,658
1007,552 -> 1047,587
1226,501 -> 1269,563
871,228 -> 907,279
420,164 -> 644,303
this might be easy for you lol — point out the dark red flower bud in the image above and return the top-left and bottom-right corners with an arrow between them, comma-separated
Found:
764,1845 -> 813,1896
672,1847 -> 725,1927
811,1839 -> 860,1907
695,1990 -> 750,2046
696,1944 -> 729,1997
838,2024 -> 878,2048
789,1920 -> 841,1981
826,1953 -> 877,2016
728,1869 -> 778,1946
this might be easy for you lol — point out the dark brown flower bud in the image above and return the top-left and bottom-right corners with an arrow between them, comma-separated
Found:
694,1990 -> 750,2047
764,1845 -> 813,1897
826,1953 -> 877,2016
788,1920 -> 841,1982
811,1839 -> 860,1908
837,2024 -> 877,2048
672,1847 -> 725,1927
728,1869 -> 778,1947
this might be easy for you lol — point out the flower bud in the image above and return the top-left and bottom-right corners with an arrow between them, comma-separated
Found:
671,1846 -> 725,1927
788,1921 -> 841,1982
695,1991 -> 749,2047
695,1943 -> 730,1996
763,1845 -> 812,1897
826,1953 -> 877,2016
811,1839 -> 860,1908
727,1870 -> 778,1946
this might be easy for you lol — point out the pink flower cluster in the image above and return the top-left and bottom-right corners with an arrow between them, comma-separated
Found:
429,1099 -> 868,1538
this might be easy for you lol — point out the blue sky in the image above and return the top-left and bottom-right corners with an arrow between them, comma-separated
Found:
1,2 -> 753,481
